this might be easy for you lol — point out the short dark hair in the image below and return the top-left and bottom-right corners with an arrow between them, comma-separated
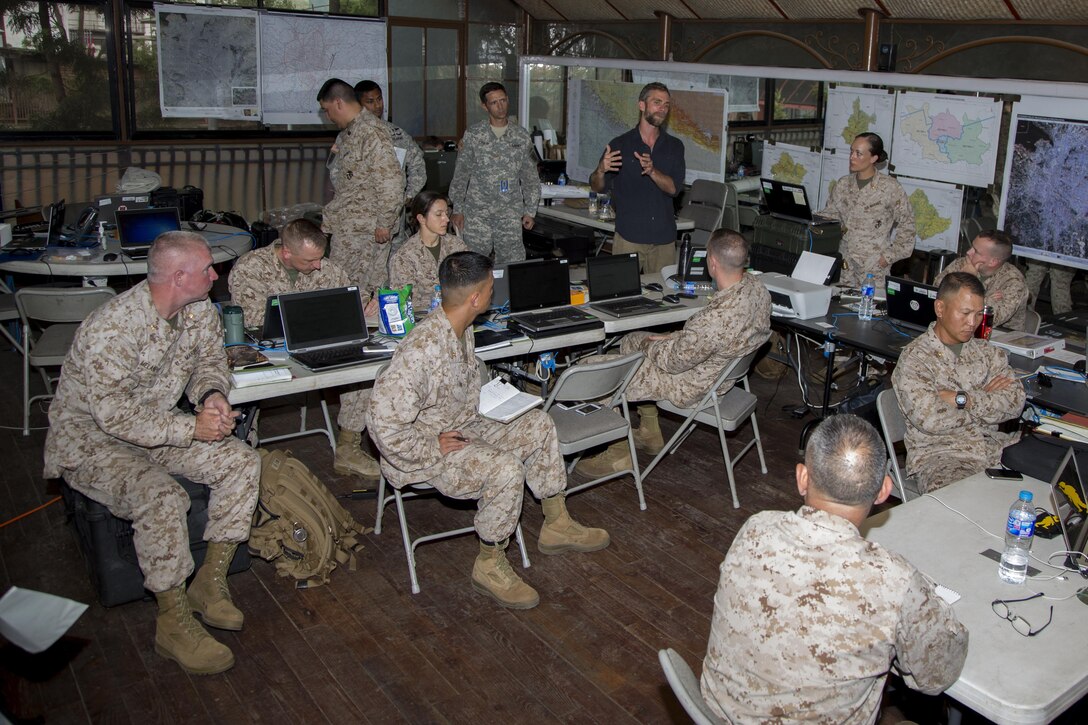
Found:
707,229 -> 749,270
280,218 -> 327,252
937,270 -> 986,301
317,78 -> 356,103
354,80 -> 381,100
409,191 -> 450,233
479,82 -> 506,104
805,415 -> 886,506
440,251 -> 493,296
977,228 -> 1015,261
639,82 -> 670,103
856,132 -> 888,163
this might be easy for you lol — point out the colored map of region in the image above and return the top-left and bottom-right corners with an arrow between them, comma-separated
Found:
842,98 -> 877,145
898,177 -> 963,252
891,92 -> 1001,187
770,152 -> 807,184
908,189 -> 952,240
899,104 -> 990,165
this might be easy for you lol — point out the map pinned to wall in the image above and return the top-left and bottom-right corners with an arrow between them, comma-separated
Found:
818,149 -> 850,210
823,87 -> 895,155
891,92 -> 1002,188
260,14 -> 387,126
567,80 -> 728,185
897,177 -> 964,252
761,141 -> 822,210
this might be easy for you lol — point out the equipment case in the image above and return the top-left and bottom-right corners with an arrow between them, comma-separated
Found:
750,214 -> 842,276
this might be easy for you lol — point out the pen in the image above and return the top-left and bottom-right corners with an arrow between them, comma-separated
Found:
453,435 -> 469,443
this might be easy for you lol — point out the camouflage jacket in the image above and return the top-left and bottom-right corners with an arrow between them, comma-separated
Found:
821,172 -> 915,284
448,117 -> 541,218
228,243 -> 350,327
44,282 -> 229,478
387,120 -> 426,203
701,506 -> 967,724
892,324 -> 1026,490
388,232 -> 469,311
621,272 -> 772,407
322,110 -> 404,238
935,258 -> 1029,331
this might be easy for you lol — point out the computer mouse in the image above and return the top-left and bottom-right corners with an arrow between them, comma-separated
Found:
662,294 -> 680,304
102,253 -> 118,262
644,282 -> 663,292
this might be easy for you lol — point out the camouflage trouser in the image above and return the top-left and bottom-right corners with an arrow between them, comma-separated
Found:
911,456 -> 986,494
337,388 -> 370,433
329,233 -> 391,297
63,438 -> 260,592
462,208 -> 526,265
839,244 -> 890,288
1024,261 -> 1074,314
429,409 -> 566,542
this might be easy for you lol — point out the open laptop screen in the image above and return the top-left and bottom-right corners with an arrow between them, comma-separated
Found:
1051,448 -> 1088,573
507,259 -> 571,312
116,207 -> 181,250
885,276 -> 938,330
279,287 -> 367,350
760,178 -> 814,221
587,253 -> 641,301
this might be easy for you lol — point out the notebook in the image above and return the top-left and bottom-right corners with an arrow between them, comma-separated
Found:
116,207 -> 181,259
586,253 -> 665,317
1048,448 -> 1088,574
760,178 -> 836,225
884,276 -> 938,331
279,286 -> 393,371
505,258 -> 602,338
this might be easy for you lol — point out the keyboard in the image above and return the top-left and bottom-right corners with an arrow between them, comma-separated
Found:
290,344 -> 389,371
514,307 -> 586,326
591,297 -> 664,316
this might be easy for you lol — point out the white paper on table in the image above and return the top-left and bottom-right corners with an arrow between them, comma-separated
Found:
0,586 -> 88,653
792,251 -> 836,286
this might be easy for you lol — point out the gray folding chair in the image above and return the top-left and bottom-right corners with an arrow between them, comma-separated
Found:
641,350 -> 767,509
0,279 -> 22,354
678,180 -> 726,248
542,352 -> 646,509
876,389 -> 920,502
16,286 -> 116,436
1022,307 -> 1041,335
658,648 -> 728,725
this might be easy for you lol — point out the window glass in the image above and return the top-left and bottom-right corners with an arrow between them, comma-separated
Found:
465,23 -> 516,128
467,0 -> 517,23
773,79 -> 821,122
387,0 -> 461,20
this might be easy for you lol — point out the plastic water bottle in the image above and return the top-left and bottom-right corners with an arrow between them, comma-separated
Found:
429,285 -> 442,313
858,273 -> 876,321
557,172 -> 567,186
999,490 -> 1036,584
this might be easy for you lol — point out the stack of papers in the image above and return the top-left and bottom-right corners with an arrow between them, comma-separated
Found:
231,366 -> 292,388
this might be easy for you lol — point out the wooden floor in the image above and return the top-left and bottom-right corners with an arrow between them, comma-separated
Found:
0,336 -> 1082,724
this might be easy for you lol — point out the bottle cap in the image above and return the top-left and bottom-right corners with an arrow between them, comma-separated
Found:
1019,490 -> 1033,501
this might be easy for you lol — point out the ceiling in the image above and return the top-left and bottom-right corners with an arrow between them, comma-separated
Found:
511,0 -> 1088,22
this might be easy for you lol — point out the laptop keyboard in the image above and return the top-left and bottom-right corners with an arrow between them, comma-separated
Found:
291,345 -> 370,368
594,297 -> 660,313
515,307 -> 587,325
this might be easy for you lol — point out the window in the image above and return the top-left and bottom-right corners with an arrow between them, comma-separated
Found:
389,23 -> 461,139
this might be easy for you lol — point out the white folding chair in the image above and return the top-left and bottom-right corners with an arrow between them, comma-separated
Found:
641,350 -> 767,509
658,648 -> 728,725
0,279 -> 22,354
16,286 -> 116,436
543,352 -> 647,509
876,389 -> 921,502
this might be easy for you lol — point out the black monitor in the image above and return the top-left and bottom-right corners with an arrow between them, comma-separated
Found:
116,207 -> 181,252
507,258 -> 571,312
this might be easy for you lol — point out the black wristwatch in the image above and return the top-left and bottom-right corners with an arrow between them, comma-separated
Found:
955,391 -> 968,410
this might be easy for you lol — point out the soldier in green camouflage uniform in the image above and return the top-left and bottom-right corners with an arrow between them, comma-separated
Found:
44,232 -> 260,676
449,83 -> 541,265
935,229 -> 1029,330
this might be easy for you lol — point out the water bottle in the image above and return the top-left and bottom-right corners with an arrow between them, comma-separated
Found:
677,236 -> 692,283
557,171 -> 567,186
429,285 -> 442,313
858,273 -> 876,321
999,490 -> 1035,585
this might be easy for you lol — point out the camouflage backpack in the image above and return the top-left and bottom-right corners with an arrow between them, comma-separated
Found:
249,448 -> 369,588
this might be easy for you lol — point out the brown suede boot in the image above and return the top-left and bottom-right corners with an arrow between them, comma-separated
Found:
538,495 -> 610,554
333,428 -> 380,478
188,542 -> 244,631
632,404 -> 665,454
471,539 -> 539,609
155,587 -> 235,675
574,441 -> 631,478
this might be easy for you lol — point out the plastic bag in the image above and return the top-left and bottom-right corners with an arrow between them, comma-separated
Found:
116,167 -> 162,193
378,285 -> 415,337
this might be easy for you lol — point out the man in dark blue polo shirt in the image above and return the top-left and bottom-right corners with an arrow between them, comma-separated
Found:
589,82 -> 686,274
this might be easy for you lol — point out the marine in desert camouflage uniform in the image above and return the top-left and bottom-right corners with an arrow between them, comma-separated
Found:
319,78 -> 404,296
388,191 -> 469,311
44,231 -> 259,676
935,229 -> 1029,330
893,272 -> 1026,492
228,219 -> 379,479
701,415 -> 968,723
449,83 -> 540,265
578,230 -> 771,476
369,251 -> 609,609
820,133 -> 915,287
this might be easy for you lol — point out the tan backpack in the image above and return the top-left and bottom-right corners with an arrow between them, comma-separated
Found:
249,448 -> 369,588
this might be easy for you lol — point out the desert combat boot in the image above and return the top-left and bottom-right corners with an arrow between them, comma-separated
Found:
155,586 -> 235,675
188,541 -> 244,630
632,404 -> 665,454
333,428 -> 380,478
538,494 -> 610,554
471,539 -> 539,609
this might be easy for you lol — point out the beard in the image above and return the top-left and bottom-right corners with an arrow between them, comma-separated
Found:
643,109 -> 667,127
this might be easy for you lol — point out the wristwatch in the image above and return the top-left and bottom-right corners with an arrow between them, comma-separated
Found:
955,391 -> 968,410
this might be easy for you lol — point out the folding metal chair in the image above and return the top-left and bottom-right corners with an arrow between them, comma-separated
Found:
658,648 -> 728,725
876,389 -> 921,501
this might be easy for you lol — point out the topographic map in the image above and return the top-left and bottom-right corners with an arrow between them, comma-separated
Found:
891,92 -> 1002,188
1000,115 -> 1088,269
567,80 -> 728,184
818,149 -> 850,210
897,177 -> 963,252
760,142 -> 822,209
157,6 -> 259,120
261,15 -> 387,125
823,87 -> 895,155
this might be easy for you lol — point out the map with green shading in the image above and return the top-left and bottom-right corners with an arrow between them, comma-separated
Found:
898,177 -> 963,252
822,87 -> 895,155
891,92 -> 1001,187
761,141 -> 822,210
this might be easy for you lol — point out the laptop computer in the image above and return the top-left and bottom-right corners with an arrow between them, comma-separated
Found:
760,178 -> 836,226
4,200 -> 66,252
279,286 -> 393,371
491,258 -> 543,311
1048,447 -> 1088,574
505,258 -> 603,338
245,295 -> 285,345
586,253 -> 665,317
94,193 -> 151,226
885,276 -> 938,331
116,207 -> 181,259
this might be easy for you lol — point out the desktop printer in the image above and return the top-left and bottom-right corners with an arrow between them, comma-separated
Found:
760,272 -> 832,320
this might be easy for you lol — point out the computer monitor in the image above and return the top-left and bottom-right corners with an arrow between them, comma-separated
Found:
116,207 -> 181,254
506,258 -> 571,312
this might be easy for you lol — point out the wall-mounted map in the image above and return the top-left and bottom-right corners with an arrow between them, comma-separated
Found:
761,141 -> 822,211
823,86 -> 895,156
897,177 -> 964,253
891,91 -> 1001,188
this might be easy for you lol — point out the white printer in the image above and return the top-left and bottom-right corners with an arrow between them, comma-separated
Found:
761,272 -> 832,320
